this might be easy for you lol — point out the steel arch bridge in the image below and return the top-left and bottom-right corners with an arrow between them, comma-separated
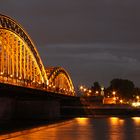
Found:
46,67 -> 75,96
0,14 -> 75,96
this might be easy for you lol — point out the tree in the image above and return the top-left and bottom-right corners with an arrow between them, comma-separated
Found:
133,87 -> 140,97
91,81 -> 101,92
109,78 -> 135,99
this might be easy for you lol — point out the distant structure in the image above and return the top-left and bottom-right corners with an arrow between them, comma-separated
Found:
0,14 -> 75,96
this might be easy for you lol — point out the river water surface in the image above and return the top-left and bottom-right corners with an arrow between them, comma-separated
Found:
1,117 -> 140,140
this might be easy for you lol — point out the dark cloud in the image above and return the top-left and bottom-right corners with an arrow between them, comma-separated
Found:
41,43 -> 140,87
1,0 -> 140,45
0,1 -> 140,88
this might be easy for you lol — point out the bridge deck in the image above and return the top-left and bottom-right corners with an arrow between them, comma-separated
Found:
0,83 -> 76,100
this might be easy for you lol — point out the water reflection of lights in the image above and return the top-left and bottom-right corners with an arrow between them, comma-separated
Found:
75,118 -> 89,126
109,117 -> 124,125
109,117 -> 125,140
132,117 -> 140,124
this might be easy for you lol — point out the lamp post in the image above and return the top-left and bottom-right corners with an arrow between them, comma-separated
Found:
112,91 -> 116,104
136,96 -> 140,102
95,91 -> 99,96
101,87 -> 104,96
112,91 -> 116,96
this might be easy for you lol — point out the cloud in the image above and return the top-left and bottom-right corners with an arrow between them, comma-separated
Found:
1,1 -> 140,88
1,0 -> 140,45
39,43 -> 140,87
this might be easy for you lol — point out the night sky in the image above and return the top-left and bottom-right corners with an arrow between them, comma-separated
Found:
1,0 -> 140,89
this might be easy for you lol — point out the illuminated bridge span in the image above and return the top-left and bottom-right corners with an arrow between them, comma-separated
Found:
46,67 -> 75,95
0,14 -> 75,96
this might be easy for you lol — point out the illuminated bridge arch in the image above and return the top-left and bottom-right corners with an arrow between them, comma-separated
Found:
0,14 -> 48,87
46,67 -> 75,96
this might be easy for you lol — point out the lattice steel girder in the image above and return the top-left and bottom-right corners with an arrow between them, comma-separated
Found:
0,14 -> 48,85
46,67 -> 75,96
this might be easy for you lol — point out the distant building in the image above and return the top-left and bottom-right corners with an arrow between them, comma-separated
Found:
103,97 -> 116,104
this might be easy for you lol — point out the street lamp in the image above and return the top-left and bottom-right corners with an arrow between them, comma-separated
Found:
0,72 -> 3,75
83,88 -> 87,92
112,91 -> 116,104
95,91 -> 99,96
136,96 -> 140,102
120,99 -> 123,104
112,91 -> 116,96
101,87 -> 104,96
80,86 -> 84,90
89,90 -> 92,93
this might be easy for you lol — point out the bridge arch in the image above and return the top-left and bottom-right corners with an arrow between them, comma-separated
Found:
46,67 -> 75,96
0,14 -> 48,87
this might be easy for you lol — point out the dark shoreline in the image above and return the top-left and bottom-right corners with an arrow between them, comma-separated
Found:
0,118 -> 74,135
1,109 -> 140,136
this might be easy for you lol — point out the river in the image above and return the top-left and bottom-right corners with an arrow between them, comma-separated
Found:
1,117 -> 140,140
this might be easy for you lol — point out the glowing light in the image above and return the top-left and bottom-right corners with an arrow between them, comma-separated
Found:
80,86 -> 84,90
0,72 -> 3,75
109,117 -> 124,125
95,91 -> 99,94
131,102 -> 140,107
113,97 -> 116,100
120,99 -> 123,104
75,118 -> 89,126
112,91 -> 116,95
83,88 -> 87,92
18,77 -> 21,80
46,80 -> 49,86
132,117 -> 140,124
89,90 -> 92,93
101,87 -> 104,91
136,96 -> 140,100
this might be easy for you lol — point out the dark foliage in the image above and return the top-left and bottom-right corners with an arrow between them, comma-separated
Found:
109,78 -> 135,99
91,82 -> 101,92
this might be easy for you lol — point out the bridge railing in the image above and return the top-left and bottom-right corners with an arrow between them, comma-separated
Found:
0,75 -> 75,96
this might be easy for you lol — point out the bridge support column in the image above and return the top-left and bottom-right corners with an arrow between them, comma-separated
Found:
0,97 -> 15,121
0,83 -> 62,122
15,99 -> 60,120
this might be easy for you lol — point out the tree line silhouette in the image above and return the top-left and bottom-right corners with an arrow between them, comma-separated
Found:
91,79 -> 140,99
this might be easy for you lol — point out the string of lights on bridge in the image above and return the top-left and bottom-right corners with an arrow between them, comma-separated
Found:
0,14 -> 75,96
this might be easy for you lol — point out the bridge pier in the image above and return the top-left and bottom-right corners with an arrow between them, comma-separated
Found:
0,97 -> 15,121
0,97 -> 60,121
0,83 -> 61,122
15,99 -> 60,120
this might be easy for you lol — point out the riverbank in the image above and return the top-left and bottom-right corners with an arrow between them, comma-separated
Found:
0,95 -> 140,136
1,107 -> 140,135
0,118 -> 74,136
1,117 -> 140,140
61,105 -> 140,117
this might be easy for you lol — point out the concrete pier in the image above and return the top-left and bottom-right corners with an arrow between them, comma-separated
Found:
0,83 -> 62,121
